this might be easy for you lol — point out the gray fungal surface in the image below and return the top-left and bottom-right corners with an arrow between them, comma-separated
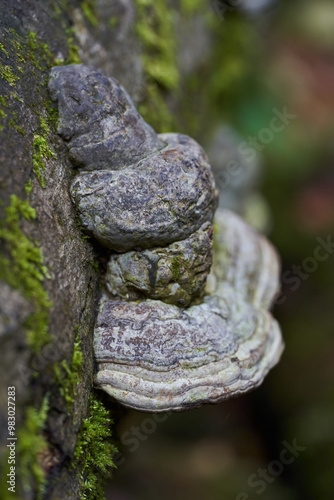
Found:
49,64 -> 284,413
105,222 -> 213,307
70,133 -> 218,251
94,209 -> 283,412
48,64 -> 164,171
94,284 -> 283,412
212,209 -> 280,310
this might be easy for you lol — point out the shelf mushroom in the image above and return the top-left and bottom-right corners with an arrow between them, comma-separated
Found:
49,64 -> 284,412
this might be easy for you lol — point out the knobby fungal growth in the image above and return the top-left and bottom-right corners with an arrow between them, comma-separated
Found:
48,64 -> 284,413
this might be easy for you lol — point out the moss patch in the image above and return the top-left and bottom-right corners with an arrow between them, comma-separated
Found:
180,0 -> 204,15
65,28 -> 81,65
170,256 -> 181,281
0,195 -> 51,351
26,31 -> 53,71
0,29 -> 60,147
8,117 -> 25,136
0,63 -> 19,86
108,16 -> 117,30
24,178 -> 32,195
32,117 -> 56,188
74,395 -> 117,500
16,396 -> 49,500
80,0 -> 98,27
0,41 -> 9,58
54,326 -> 83,408
46,99 -> 59,132
134,0 -> 179,132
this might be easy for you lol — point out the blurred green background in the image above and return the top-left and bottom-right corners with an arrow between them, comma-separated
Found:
105,1 -> 334,498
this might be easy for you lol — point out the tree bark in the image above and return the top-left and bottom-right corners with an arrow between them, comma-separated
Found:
0,1 -> 142,498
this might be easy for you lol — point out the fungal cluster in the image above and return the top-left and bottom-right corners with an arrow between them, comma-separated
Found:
49,64 -> 284,413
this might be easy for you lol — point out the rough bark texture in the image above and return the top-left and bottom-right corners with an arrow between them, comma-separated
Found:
0,1 -> 143,498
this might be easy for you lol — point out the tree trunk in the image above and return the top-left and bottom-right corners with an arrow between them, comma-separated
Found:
0,1 -> 142,498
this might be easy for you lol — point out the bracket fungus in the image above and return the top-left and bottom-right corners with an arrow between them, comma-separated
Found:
49,64 -> 284,413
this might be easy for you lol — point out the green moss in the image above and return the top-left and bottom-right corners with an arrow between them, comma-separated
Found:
135,0 -> 178,89
65,28 -> 81,65
26,32 -> 42,70
13,94 -> 24,103
27,32 -> 38,51
32,136 -> 51,186
0,30 -> 57,144
108,16 -> 117,30
188,12 -> 261,139
0,195 -> 51,351
0,109 -> 7,119
0,63 -> 19,86
39,116 -> 49,135
74,395 -> 117,500
210,16 -> 258,105
134,0 -> 179,132
32,117 -> 56,188
24,178 -> 32,195
0,95 -> 7,106
46,100 -> 59,132
16,396 -> 49,500
26,32 -> 53,70
12,37 -> 25,63
0,397 -> 49,500
39,42 -> 53,64
7,29 -> 53,72
81,0 -> 98,27
22,31 -> 54,71
54,326 -> 83,407
80,233 -> 91,242
16,125 -> 25,136
170,256 -> 181,281
8,117 -> 26,136
0,41 -> 9,58
180,0 -> 204,15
